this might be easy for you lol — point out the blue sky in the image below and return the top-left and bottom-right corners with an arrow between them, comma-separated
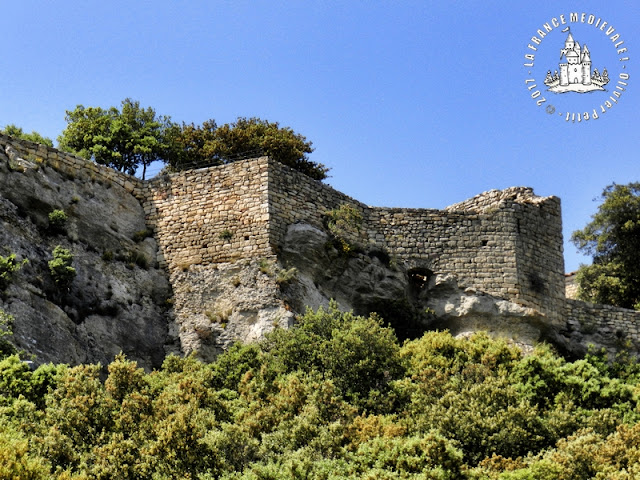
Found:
2,1 -> 639,272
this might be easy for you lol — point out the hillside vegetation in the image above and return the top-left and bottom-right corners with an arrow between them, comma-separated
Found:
2,304 -> 640,479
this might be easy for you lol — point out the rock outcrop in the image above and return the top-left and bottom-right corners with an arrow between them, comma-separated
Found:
0,144 -> 174,370
167,259 -> 294,362
3,134 -> 640,368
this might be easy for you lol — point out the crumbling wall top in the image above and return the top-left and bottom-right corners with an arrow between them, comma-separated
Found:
445,187 -> 557,214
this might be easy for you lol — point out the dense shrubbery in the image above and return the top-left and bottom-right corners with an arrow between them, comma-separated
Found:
2,303 -> 640,478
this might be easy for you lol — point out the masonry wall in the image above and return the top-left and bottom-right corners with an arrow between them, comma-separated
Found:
0,137 -> 568,312
0,135 -> 277,273
142,158 -> 272,271
267,161 -> 566,305
268,159 -> 368,246
514,197 -> 565,323
444,187 -> 565,321
565,299 -> 640,351
368,207 -> 521,297
0,133 -> 144,198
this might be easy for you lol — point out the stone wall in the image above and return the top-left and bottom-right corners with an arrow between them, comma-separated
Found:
444,187 -> 541,213
368,207 -> 520,297
267,159 -> 367,247
0,137 -> 566,313
267,160 -> 564,312
3,134 -> 639,357
565,272 -> 579,299
564,298 -> 640,353
443,187 -> 565,320
513,195 -> 565,323
0,133 -> 144,198
142,158 -> 272,271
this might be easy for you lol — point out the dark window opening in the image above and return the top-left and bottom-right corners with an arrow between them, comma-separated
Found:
408,267 -> 433,292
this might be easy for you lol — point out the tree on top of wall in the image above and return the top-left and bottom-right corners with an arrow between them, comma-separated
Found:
571,182 -> 640,310
58,99 -> 328,181
57,99 -> 172,180
164,117 -> 328,180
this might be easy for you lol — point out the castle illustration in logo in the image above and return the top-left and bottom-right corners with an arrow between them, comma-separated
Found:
544,30 -> 609,93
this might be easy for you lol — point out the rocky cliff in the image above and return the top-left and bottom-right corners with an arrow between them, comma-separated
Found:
2,135 -> 639,368
0,144 -> 174,369
0,142 -> 549,368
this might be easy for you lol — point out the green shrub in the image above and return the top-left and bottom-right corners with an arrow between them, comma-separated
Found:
48,209 -> 68,233
206,307 -> 232,329
48,246 -> 76,288
219,229 -> 233,241
0,253 -> 28,290
324,203 -> 363,254
0,428 -> 50,480
2,307 -> 640,478
0,354 -> 61,405
259,258 -> 273,276
263,302 -> 404,412
354,433 -> 464,478
1,124 -> 53,147
0,310 -> 16,359
276,267 -> 297,287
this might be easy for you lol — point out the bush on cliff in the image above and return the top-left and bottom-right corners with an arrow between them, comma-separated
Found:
48,246 -> 76,289
0,253 -> 27,291
1,124 -> 53,147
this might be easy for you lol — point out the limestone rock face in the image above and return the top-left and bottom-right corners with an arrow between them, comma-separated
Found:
167,260 -> 294,363
0,146 -> 174,370
422,274 -> 546,353
280,223 -> 410,315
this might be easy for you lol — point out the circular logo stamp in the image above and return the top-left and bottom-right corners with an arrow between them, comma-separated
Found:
523,13 -> 630,123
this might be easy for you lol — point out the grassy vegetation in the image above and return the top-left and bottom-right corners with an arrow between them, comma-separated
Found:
1,303 -> 640,478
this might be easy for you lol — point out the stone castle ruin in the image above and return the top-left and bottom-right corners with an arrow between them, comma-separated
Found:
1,133 -> 639,367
